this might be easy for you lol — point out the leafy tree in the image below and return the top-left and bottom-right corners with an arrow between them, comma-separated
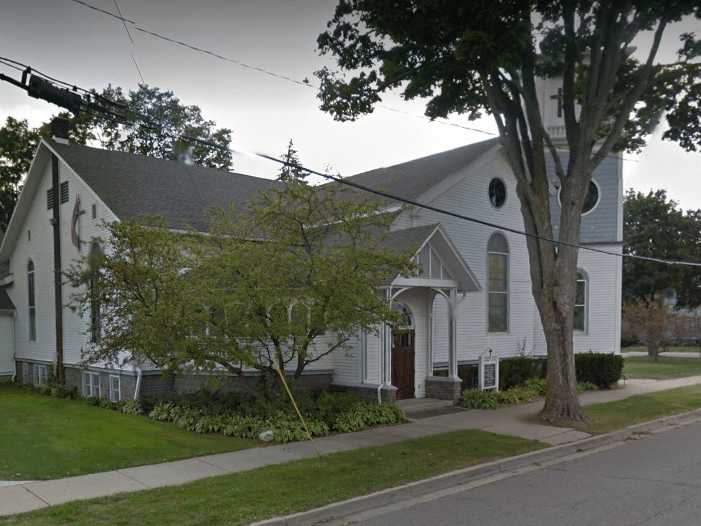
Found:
0,117 -> 41,232
74,84 -> 233,170
316,1 -> 701,423
68,176 -> 411,391
623,189 -> 701,308
0,84 -> 233,232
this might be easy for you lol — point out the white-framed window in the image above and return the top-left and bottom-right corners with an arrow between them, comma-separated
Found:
82,372 -> 101,398
27,259 -> 36,341
575,270 -> 588,332
109,375 -> 121,402
33,364 -> 48,386
487,233 -> 509,332
22,362 -> 30,384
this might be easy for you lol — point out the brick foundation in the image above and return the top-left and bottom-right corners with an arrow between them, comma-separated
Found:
332,383 -> 398,403
425,376 -> 462,401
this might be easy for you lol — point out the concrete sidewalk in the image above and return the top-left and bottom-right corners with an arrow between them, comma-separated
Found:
2,375 -> 701,516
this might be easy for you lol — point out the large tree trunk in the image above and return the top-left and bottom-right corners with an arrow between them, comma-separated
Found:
536,283 -> 585,423
512,165 -> 588,425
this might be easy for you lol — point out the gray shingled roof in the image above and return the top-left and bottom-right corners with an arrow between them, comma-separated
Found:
48,138 -> 498,232
0,287 -> 15,311
379,224 -> 439,256
48,140 -> 281,232
324,138 -> 500,205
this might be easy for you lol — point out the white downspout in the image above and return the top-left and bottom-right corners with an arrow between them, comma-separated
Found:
378,287 -> 393,405
133,366 -> 143,400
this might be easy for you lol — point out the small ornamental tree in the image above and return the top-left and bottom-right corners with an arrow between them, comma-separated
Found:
68,174 -> 411,391
316,2 -> 701,423
624,300 -> 673,361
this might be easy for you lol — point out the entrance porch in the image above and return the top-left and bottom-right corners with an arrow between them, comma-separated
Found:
376,225 -> 481,401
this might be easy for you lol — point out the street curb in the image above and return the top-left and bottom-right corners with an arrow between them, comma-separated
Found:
252,407 -> 701,526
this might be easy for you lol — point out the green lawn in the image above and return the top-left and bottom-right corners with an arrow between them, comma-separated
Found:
622,345 -> 701,354
0,429 -> 544,526
581,384 -> 701,434
623,355 -> 701,380
0,385 -> 255,480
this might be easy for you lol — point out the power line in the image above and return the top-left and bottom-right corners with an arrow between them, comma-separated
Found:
0,59 -> 683,266
66,0 -> 641,163
67,0 -> 499,137
112,0 -> 146,85
246,150 -> 700,268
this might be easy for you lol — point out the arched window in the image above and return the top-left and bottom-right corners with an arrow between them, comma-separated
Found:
487,233 -> 509,332
27,259 -> 36,341
575,270 -> 588,332
392,303 -> 414,330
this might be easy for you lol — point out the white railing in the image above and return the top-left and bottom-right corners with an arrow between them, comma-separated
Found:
546,125 -> 567,139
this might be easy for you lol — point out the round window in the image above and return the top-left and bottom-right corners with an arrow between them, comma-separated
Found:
581,181 -> 599,214
488,178 -> 506,208
559,181 -> 600,215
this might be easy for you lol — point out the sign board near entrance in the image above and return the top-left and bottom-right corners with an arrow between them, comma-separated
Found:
479,351 -> 499,391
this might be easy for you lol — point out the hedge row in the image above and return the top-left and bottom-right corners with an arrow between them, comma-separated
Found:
498,352 -> 623,390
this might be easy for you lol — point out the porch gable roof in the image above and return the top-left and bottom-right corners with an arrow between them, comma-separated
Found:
380,224 -> 480,293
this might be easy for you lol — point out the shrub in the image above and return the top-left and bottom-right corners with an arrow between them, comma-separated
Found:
576,381 -> 598,393
460,389 -> 499,409
120,399 -> 144,415
497,385 -> 540,404
575,353 -> 623,389
499,357 -> 546,389
142,390 -> 405,443
523,378 -> 547,396
333,403 -> 405,433
54,385 -> 78,399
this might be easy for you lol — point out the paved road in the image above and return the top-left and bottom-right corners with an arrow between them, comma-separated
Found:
352,422 -> 701,526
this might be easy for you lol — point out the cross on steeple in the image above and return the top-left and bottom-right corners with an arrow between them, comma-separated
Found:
550,88 -> 563,118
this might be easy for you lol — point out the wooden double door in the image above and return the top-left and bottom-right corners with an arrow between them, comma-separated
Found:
391,330 -> 415,399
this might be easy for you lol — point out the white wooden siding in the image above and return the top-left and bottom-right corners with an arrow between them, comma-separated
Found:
394,149 -> 622,363
0,314 -> 14,376
8,151 -> 119,367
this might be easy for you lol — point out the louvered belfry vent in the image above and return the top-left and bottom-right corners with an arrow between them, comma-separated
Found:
47,188 -> 56,210
60,181 -> 69,204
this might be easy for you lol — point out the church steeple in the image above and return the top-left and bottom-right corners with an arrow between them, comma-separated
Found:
535,76 -> 576,147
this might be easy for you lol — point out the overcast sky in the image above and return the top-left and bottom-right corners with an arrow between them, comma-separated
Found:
1,0 -> 700,209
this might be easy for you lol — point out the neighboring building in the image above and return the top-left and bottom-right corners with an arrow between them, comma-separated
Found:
0,85 -> 623,400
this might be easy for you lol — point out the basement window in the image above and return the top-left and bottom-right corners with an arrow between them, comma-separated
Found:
33,364 -> 48,386
82,371 -> 101,398
109,375 -> 121,402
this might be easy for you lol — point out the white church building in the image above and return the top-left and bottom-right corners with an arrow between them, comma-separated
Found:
0,87 -> 622,402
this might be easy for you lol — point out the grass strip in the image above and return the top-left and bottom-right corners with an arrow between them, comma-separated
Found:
582,384 -> 701,434
0,429 -> 545,525
0,385 -> 255,480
